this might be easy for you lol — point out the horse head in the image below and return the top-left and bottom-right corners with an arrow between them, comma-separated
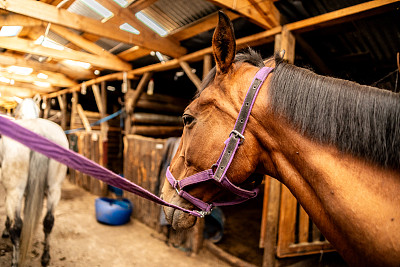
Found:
161,12 -> 277,229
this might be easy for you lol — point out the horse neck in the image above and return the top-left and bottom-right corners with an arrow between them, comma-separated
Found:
254,110 -> 400,265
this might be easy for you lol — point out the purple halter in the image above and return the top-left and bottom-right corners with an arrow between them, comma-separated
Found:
167,66 -> 273,217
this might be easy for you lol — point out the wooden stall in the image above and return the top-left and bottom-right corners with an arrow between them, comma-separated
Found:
123,135 -> 204,253
68,131 -> 107,196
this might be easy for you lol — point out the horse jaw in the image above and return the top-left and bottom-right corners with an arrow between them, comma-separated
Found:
161,184 -> 197,230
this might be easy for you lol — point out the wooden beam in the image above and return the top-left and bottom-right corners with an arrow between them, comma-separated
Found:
100,81 -> 109,142
280,27 -> 295,64
207,0 -> 280,29
77,104 -> 92,133
39,70 -> 78,87
125,72 -> 153,133
204,240 -> 258,267
0,84 -> 34,97
0,37 -> 131,71
43,98 -> 51,119
286,0 -> 400,33
57,94 -> 67,130
0,13 -> 44,27
70,91 -> 78,129
97,0 -> 186,58
10,80 -> 57,93
172,10 -> 240,41
117,47 -> 152,62
125,72 -> 153,114
0,70 -> 76,88
92,84 -> 104,115
203,54 -> 213,80
44,72 -> 136,98
50,24 -> 115,57
261,178 -> 281,267
0,53 -> 95,80
0,0 -> 186,58
179,61 -> 202,90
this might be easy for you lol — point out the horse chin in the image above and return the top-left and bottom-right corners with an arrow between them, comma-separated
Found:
163,206 -> 197,230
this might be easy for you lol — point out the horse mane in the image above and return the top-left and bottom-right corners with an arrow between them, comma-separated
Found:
270,54 -> 400,169
199,48 -> 400,168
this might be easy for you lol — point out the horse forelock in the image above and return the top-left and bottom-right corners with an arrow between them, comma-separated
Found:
270,57 -> 400,169
197,48 -> 265,99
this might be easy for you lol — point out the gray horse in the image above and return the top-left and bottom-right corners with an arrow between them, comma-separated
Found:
0,99 -> 68,266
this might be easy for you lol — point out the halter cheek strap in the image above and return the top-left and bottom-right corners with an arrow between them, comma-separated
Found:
167,67 -> 273,217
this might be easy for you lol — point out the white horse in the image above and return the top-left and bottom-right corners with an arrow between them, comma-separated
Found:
0,98 -> 68,267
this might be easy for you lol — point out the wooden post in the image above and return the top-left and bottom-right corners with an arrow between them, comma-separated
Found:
124,72 -> 153,134
203,54 -> 212,80
92,84 -> 104,115
261,30 -> 296,266
57,94 -> 67,130
280,26 -> 295,64
43,98 -> 50,119
261,178 -> 281,267
77,104 -> 92,133
100,81 -> 108,170
191,53 -> 212,255
70,91 -> 78,129
179,61 -> 202,90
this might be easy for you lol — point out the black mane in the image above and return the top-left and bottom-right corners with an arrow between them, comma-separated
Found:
199,48 -> 400,169
271,55 -> 400,169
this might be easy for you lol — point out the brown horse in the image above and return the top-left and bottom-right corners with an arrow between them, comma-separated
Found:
161,11 -> 400,266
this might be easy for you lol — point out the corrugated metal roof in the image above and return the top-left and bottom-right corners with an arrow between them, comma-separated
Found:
141,0 -> 219,36
95,38 -> 133,54
67,0 -> 105,21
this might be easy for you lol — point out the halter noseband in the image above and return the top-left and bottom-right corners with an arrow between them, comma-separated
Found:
166,67 -> 273,217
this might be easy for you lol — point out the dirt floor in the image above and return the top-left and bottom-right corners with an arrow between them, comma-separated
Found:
0,180 -> 230,267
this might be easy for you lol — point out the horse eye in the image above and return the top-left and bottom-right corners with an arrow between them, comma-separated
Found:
182,114 -> 195,126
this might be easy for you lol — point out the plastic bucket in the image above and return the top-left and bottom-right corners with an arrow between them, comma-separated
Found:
95,197 -> 133,225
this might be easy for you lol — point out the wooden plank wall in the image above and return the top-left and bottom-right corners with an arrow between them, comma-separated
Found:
68,131 -> 108,196
123,135 -> 166,229
123,134 -> 202,252
276,185 -> 334,258
128,93 -> 187,138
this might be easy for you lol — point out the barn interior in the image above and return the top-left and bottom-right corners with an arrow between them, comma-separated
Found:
0,0 -> 399,266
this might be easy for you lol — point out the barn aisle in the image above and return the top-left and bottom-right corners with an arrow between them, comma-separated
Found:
0,179 -> 229,267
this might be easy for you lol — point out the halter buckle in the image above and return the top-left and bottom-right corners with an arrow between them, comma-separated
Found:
193,210 -> 212,218
230,130 -> 245,145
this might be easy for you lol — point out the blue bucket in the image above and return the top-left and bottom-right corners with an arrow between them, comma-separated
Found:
95,197 -> 133,225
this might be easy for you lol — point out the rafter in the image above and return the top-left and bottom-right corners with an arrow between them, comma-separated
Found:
0,53 -> 95,80
11,80 -> 57,92
0,13 -> 44,27
172,10 -> 240,41
0,84 -> 35,98
49,24 -> 115,57
207,0 -> 280,29
0,0 -> 186,58
0,70 -> 75,87
0,37 -> 131,71
117,46 -> 152,61
97,0 -> 185,56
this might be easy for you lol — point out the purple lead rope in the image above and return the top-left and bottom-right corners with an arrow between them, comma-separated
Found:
0,116 -> 202,217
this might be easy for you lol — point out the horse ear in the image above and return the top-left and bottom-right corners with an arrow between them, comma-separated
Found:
212,11 -> 236,74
